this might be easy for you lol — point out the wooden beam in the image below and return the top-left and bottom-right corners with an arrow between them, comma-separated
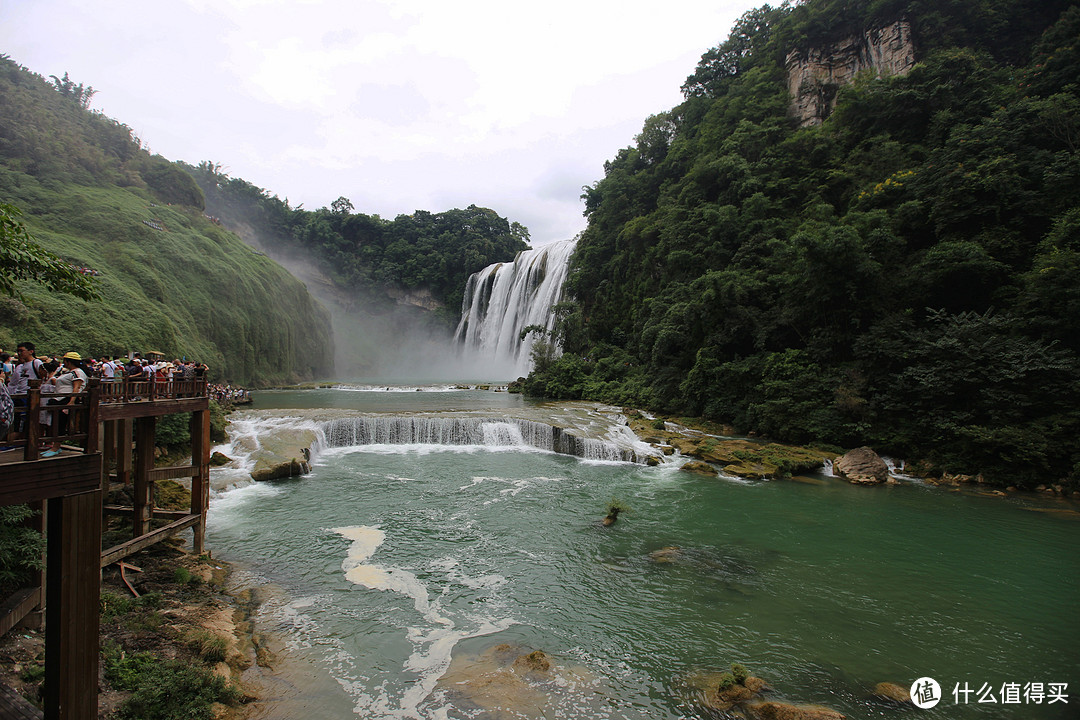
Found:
99,514 -> 201,568
0,587 -> 40,636
148,465 -> 197,482
0,455 -> 102,506
44,489 -> 101,720
98,397 -> 209,421
103,506 -> 192,521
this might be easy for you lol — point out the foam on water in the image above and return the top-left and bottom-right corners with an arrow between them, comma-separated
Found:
332,525 -> 515,718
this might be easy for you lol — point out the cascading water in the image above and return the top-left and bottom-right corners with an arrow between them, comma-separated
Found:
454,238 -> 576,378
320,415 -> 639,462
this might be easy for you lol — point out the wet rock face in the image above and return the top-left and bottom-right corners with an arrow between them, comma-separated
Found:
833,446 -> 890,485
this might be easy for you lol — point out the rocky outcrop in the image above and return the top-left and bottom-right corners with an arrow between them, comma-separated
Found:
385,285 -> 442,311
834,446 -> 890,485
680,460 -> 719,476
786,20 -> 916,127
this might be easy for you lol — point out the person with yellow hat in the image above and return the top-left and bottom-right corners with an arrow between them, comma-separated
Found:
41,352 -> 88,457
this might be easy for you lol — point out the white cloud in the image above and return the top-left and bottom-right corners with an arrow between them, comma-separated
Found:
1,0 -> 757,243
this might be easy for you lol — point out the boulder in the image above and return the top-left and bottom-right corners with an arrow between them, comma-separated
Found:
680,460 -> 719,477
747,701 -> 847,720
209,451 -> 232,467
833,447 -> 889,485
251,457 -> 309,482
249,428 -> 318,482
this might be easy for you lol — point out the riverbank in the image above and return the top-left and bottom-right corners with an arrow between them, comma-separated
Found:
625,408 -> 1080,501
0,536 -> 334,719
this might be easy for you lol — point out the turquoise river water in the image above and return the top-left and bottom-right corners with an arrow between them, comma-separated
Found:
206,386 -> 1080,720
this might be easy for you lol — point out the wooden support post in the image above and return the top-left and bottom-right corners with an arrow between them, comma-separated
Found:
102,420 -> 115,495
44,489 -> 102,720
116,418 -> 133,486
189,408 -> 211,554
85,380 -> 100,455
133,416 -> 156,538
26,382 -> 41,461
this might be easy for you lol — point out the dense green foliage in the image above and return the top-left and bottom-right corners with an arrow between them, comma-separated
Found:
186,163 -> 530,320
0,56 -> 334,384
0,202 -> 98,300
102,637 -> 240,720
531,0 -> 1080,485
0,504 -> 44,597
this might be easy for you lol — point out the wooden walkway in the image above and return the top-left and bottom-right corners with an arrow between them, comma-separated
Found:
0,683 -> 43,720
1,377 -> 211,720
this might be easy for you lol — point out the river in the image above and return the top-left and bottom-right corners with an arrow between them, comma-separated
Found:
206,384 -> 1080,720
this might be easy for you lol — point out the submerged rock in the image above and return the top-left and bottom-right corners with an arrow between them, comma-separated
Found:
872,681 -> 911,704
833,447 -> 889,485
746,701 -> 847,719
437,642 -> 595,718
648,546 -> 682,563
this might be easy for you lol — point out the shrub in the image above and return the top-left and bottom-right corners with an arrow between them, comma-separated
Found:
186,629 -> 228,663
117,658 -> 240,720
0,504 -> 44,596
731,663 -> 749,684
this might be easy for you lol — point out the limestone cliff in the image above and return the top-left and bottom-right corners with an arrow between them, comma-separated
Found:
786,20 -> 916,127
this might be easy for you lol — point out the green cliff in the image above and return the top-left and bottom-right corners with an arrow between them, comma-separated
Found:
0,55 -> 334,384
529,0 -> 1080,485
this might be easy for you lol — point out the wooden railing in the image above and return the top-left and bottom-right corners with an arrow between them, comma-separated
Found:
3,378 -> 207,462
98,376 -> 207,403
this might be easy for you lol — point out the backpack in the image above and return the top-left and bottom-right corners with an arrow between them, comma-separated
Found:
0,382 -> 13,438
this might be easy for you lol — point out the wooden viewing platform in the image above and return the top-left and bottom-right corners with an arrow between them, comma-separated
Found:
0,377 -> 211,720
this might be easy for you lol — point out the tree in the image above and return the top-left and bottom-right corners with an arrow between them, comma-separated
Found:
0,203 -> 99,300
49,71 -> 97,109
331,196 -> 354,215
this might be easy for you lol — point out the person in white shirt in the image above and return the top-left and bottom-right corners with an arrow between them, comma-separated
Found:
42,351 -> 88,457
100,357 -> 116,381
9,342 -> 46,439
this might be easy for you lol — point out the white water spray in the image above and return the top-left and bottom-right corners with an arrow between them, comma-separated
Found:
454,239 -> 576,378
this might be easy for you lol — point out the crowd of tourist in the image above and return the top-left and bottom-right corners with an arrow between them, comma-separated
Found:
209,384 -> 251,404
0,341 -> 249,448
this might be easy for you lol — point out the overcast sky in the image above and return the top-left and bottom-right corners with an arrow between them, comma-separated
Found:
4,0 -> 756,245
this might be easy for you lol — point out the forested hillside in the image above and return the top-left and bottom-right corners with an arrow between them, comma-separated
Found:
185,164 -> 530,323
0,55 -> 334,384
180,165 -> 529,377
529,0 -> 1080,485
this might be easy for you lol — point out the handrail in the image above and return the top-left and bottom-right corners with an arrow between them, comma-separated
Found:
4,377 -> 206,462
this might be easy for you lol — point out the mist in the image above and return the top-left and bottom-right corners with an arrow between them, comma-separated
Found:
213,212 -> 530,384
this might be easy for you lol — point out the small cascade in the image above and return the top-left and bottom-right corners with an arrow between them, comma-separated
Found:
454,239 -> 577,378
320,415 -> 637,463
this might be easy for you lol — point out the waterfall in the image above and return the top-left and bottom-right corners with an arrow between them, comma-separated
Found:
454,238 -> 577,378
320,415 -> 638,463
